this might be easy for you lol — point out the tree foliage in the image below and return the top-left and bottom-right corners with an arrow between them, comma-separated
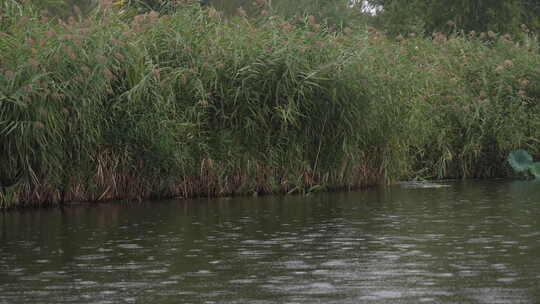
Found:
367,0 -> 540,37
22,0 -> 369,29
208,0 -> 366,29
24,0 -> 98,17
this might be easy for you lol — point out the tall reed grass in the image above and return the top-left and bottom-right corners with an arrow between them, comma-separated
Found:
1,0 -> 539,209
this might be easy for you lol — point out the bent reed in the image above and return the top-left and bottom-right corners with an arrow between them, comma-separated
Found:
1,1 -> 540,209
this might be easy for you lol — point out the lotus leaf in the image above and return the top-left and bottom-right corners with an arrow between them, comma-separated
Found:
508,150 -> 533,172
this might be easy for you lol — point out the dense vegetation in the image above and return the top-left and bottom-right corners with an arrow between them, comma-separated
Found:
367,0 -> 540,38
1,0 -> 540,209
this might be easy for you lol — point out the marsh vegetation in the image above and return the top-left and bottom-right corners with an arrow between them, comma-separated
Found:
1,0 -> 540,209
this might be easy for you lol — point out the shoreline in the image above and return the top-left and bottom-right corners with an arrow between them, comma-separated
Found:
1,3 -> 539,209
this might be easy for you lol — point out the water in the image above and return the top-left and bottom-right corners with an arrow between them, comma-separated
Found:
1,180 -> 539,303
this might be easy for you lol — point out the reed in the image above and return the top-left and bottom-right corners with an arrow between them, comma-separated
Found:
1,1 -> 539,209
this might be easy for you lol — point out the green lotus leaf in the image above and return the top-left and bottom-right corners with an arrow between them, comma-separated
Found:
529,162 -> 540,179
508,149 -> 533,172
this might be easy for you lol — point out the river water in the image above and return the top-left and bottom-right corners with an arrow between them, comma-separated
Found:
1,180 -> 539,303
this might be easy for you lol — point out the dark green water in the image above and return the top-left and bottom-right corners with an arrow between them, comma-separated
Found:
1,180 -> 539,303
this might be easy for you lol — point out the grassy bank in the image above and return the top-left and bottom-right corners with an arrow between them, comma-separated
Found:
1,1 -> 540,209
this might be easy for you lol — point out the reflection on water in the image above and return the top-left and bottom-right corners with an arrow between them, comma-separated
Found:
1,180 -> 539,303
